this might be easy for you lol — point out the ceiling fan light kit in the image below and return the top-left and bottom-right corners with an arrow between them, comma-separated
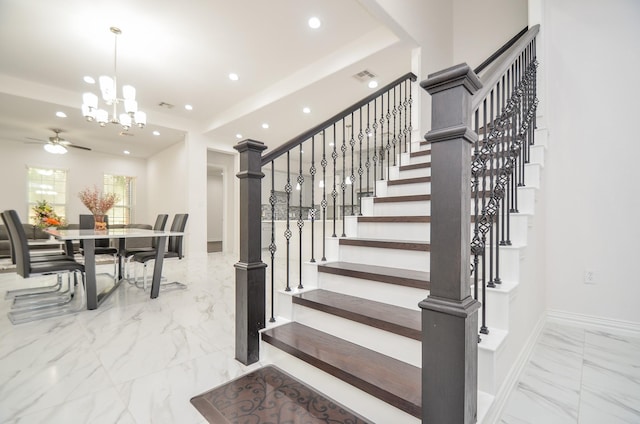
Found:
81,27 -> 146,131
44,142 -> 67,154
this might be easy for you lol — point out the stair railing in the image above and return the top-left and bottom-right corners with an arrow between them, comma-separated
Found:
420,25 -> 539,423
234,72 -> 417,365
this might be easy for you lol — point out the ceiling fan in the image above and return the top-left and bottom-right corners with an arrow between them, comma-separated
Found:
27,129 -> 92,154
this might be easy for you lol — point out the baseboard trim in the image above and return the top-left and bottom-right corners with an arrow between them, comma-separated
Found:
480,312 -> 546,424
547,309 -> 640,336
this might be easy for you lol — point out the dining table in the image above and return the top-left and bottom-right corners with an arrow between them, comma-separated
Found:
46,227 -> 184,310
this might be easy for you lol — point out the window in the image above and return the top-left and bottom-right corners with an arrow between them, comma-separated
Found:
103,174 -> 136,225
27,167 -> 67,224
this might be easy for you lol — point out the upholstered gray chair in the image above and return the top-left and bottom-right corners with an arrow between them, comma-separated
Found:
79,214 -> 118,279
120,214 -> 168,278
131,213 -> 188,290
3,210 -> 86,324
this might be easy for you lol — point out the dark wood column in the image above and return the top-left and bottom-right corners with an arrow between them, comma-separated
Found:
420,64 -> 482,423
234,139 -> 268,365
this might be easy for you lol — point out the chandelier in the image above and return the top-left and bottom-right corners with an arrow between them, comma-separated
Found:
81,27 -> 146,130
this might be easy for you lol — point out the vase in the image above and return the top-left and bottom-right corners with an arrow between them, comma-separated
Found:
94,214 -> 107,231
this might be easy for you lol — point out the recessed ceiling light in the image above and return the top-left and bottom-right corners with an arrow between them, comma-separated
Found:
123,150 -> 130,155
185,104 -> 193,111
83,76 -> 95,84
236,133 -> 242,139
368,80 -> 379,89
56,111 -> 67,118
229,73 -> 239,81
153,130 -> 160,136
308,17 -> 321,29
302,107 -> 311,114
262,123 -> 269,129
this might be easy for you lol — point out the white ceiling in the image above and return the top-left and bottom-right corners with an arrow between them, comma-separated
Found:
0,0 -> 413,159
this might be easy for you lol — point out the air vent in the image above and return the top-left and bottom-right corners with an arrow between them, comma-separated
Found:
158,101 -> 174,109
353,69 -> 377,82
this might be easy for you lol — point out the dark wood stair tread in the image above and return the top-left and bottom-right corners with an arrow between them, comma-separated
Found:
410,149 -> 431,157
400,162 -> 431,171
318,261 -> 430,290
374,194 -> 430,203
387,176 -> 431,186
339,237 -> 430,251
190,365 -> 370,423
293,289 -> 421,340
261,322 -> 422,418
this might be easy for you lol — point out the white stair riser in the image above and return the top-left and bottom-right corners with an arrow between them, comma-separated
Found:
372,200 -> 431,216
471,213 -> 529,246
317,272 -> 427,311
399,151 -> 431,165
530,144 -> 545,166
339,244 -> 430,272
261,342 -> 420,424
515,187 -> 536,215
478,330 -> 509,395
347,219 -> 430,241
389,165 -> 431,180
377,180 -> 431,197
475,245 -> 523,284
293,304 -> 421,366
473,281 -> 519,332
524,163 -> 541,188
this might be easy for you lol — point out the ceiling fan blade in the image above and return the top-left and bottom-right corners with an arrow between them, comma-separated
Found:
59,140 -> 71,146
25,137 -> 46,143
68,144 -> 92,151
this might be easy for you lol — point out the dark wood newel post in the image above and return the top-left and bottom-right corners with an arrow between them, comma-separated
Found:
420,64 -> 482,423
234,139 -> 268,365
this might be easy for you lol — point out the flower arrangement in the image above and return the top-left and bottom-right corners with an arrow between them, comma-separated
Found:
32,200 -> 64,228
78,186 -> 120,216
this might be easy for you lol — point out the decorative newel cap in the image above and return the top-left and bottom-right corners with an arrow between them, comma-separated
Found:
421,63 -> 482,95
234,139 -> 268,154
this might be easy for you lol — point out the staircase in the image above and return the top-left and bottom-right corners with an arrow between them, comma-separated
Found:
229,26 -> 541,424
257,112 -> 548,424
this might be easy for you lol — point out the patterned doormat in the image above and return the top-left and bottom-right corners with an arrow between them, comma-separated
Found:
190,365 -> 371,423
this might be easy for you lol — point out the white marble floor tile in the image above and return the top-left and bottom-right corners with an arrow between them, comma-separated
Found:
0,351 -> 114,421
7,387 -> 136,424
500,376 -> 580,423
578,384 -> 640,424
117,351 -> 257,424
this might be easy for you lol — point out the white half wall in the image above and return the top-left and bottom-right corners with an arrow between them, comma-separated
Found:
544,0 -> 640,324
0,140 -> 148,222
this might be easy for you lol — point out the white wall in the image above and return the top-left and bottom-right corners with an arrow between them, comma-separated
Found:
544,0 -> 640,324
207,169 -> 223,241
452,0 -> 529,69
0,140 -> 148,222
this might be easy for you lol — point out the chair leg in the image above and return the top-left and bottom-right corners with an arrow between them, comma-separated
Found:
4,277 -> 64,300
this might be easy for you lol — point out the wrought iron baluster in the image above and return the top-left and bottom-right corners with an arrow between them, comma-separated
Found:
310,136 -> 316,263
358,108 -> 363,215
297,145 -> 304,289
480,98 -> 489,336
269,163 -> 276,322
397,82 -> 403,156
472,108 -> 481,308
386,90 -> 391,176
372,99 -> 379,189
493,81 -> 502,286
320,130 -> 327,261
366,103 -> 371,197
341,119 -> 347,237
285,152 -> 292,291
408,79 -> 413,155
487,89 -> 496,291
500,73 -> 507,247
392,86 -> 397,166
349,114 -> 355,217
403,79 -> 409,155
331,123 -> 338,238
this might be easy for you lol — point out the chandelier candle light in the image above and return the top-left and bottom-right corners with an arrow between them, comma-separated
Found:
81,27 -> 146,131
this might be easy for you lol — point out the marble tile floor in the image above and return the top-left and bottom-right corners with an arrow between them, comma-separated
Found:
2,252 -> 638,424
499,321 -> 640,424
0,252 -> 263,424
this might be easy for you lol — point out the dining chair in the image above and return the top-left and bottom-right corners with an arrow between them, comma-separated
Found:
120,213 -> 168,279
131,213 -> 188,290
3,210 -> 86,324
1,210 -> 77,301
79,214 -> 118,280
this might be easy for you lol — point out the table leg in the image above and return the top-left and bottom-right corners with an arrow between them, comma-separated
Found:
118,238 -> 125,280
84,239 -> 98,310
150,236 -> 167,299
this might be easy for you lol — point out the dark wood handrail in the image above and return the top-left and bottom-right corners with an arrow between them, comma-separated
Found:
472,25 -> 539,110
473,26 -> 528,75
262,72 -> 417,166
